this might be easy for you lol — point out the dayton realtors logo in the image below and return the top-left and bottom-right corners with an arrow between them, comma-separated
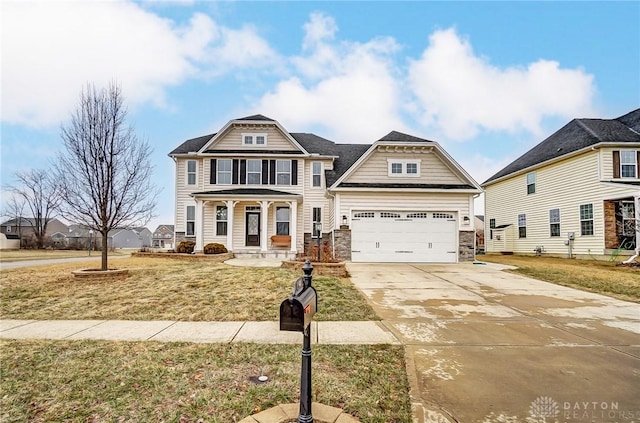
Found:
529,396 -> 639,421
529,396 -> 560,419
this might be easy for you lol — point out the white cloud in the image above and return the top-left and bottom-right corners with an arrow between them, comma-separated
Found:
1,1 -> 277,127
257,13 -> 409,142
408,28 -> 596,140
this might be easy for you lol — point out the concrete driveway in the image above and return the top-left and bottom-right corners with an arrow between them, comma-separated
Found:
347,262 -> 640,423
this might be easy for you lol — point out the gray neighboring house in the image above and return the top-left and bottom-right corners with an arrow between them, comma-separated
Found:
152,224 -> 175,248
110,227 -> 152,249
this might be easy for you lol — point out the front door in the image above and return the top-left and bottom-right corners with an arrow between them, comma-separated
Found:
246,212 -> 260,246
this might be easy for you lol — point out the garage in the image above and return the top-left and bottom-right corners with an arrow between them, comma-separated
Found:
350,211 -> 458,263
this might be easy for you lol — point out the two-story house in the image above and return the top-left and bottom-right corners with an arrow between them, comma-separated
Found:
152,224 -> 175,249
483,108 -> 640,259
169,115 -> 482,262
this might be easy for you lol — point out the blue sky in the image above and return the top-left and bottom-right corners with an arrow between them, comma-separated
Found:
2,1 -> 639,230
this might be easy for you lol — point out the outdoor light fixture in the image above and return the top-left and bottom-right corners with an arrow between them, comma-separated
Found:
342,215 -> 348,226
463,216 -> 470,224
88,229 -> 94,256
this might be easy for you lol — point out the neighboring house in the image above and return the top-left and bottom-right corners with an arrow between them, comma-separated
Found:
152,224 -> 175,248
483,108 -> 640,258
134,227 -> 153,247
110,227 -> 152,249
0,217 -> 69,246
169,114 -> 482,263
474,215 -> 485,252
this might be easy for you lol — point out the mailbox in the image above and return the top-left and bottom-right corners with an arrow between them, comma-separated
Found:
280,285 -> 317,332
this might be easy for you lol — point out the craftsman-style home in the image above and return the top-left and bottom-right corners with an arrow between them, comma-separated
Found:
483,108 -> 640,259
169,115 -> 482,262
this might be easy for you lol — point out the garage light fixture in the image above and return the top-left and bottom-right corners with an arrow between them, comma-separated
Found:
342,215 -> 348,226
463,216 -> 470,225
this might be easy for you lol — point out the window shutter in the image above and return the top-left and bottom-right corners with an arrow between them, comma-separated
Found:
613,151 -> 620,178
210,159 -> 216,184
240,160 -> 247,184
262,160 -> 269,185
637,151 -> 640,178
292,160 -> 298,185
269,160 -> 276,185
232,159 -> 239,184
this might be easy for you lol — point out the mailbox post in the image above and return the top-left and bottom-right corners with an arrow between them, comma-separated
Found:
279,260 -> 317,423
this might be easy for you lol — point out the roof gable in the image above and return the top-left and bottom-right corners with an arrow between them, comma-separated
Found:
484,108 -> 640,185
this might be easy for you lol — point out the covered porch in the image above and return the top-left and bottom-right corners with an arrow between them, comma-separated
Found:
190,188 -> 302,258
604,193 -> 639,253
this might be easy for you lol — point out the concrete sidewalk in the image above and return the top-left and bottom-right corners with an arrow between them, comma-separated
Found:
0,319 -> 399,345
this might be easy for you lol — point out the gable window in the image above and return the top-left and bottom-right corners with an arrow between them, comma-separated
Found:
186,205 -> 195,236
247,160 -> 261,184
312,162 -> 322,187
186,160 -> 197,185
217,159 -> 232,185
388,160 -> 420,177
216,205 -> 228,236
526,172 -> 535,194
312,207 -> 322,238
549,208 -> 560,237
276,160 -> 291,185
242,133 -> 267,146
620,150 -> 637,178
489,218 -> 496,240
518,214 -> 526,238
580,203 -> 594,236
276,207 -> 290,235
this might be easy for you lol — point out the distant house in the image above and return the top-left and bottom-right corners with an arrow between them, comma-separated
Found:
109,227 -> 152,249
483,108 -> 640,259
0,217 -> 69,247
152,224 -> 175,248
475,215 -> 485,252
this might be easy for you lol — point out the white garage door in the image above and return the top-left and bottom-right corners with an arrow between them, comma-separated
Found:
351,211 -> 457,263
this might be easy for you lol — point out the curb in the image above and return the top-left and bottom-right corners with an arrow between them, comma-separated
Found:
239,403 -> 358,423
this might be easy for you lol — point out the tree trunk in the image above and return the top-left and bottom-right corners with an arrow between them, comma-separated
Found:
101,232 -> 108,270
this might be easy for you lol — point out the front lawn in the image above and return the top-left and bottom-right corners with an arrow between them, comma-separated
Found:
0,249 -> 127,263
481,254 -> 640,302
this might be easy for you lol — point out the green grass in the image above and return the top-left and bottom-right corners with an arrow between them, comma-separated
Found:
0,340 -> 411,423
482,255 -> 640,302
0,257 -> 378,321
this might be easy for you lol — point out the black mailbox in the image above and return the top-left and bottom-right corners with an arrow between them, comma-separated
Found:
280,285 -> 317,332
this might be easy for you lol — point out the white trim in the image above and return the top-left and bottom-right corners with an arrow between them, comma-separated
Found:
311,161 -> 323,187
185,204 -> 196,236
186,159 -> 198,186
217,158 -> 232,185
242,132 -> 268,146
386,158 -> 421,177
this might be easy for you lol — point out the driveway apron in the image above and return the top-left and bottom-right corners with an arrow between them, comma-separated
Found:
347,262 -> 640,423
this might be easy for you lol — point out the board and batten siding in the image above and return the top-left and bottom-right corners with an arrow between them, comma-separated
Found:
344,150 -> 464,185
212,127 -> 300,151
485,150 -> 638,256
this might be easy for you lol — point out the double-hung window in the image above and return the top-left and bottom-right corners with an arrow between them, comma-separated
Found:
580,204 -> 594,236
242,133 -> 267,146
518,214 -> 526,238
217,159 -> 232,185
388,160 -> 420,177
549,208 -> 560,237
276,160 -> 291,185
247,160 -> 261,184
216,206 -> 228,236
186,160 -> 197,185
489,218 -> 496,240
621,151 -> 637,178
526,172 -> 536,194
186,206 -> 195,236
312,207 -> 322,238
312,162 -> 322,187
276,207 -> 290,235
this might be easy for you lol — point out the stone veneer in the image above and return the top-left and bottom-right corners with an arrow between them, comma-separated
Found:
458,231 -> 475,261
603,200 -> 618,250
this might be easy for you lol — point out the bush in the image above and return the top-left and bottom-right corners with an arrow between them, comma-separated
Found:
176,240 -> 196,254
204,243 -> 228,254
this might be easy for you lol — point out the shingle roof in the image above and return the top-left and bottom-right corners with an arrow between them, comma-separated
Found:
192,188 -> 299,196
378,130 -> 436,143
483,108 -> 640,185
236,114 -> 275,121
169,133 -> 215,155
337,183 -> 475,190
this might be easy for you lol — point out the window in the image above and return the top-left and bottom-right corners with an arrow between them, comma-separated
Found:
549,208 -> 560,237
186,205 -> 195,236
489,218 -> 496,240
242,133 -> 267,146
526,172 -> 535,194
433,213 -> 454,219
580,204 -> 594,236
187,160 -> 197,185
381,212 -> 401,218
217,159 -> 232,185
407,212 -> 428,219
276,207 -> 290,235
312,162 -> 322,187
216,206 -> 228,236
388,160 -> 420,177
518,214 -> 526,238
276,160 -> 291,185
621,150 -> 637,178
247,160 -> 261,184
6,226 -> 11,233
353,212 -> 374,218
622,202 -> 636,236
312,207 -> 322,238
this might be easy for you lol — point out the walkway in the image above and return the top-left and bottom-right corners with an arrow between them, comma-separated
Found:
0,254 -> 130,270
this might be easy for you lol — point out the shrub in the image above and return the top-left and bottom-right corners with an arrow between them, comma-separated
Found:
176,240 -> 196,254
204,243 -> 228,254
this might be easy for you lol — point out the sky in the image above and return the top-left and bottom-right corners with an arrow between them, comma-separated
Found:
1,0 -> 639,231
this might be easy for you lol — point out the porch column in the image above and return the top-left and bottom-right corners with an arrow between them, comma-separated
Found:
260,201 -> 271,252
288,200 -> 298,253
195,199 -> 204,253
225,200 -> 237,252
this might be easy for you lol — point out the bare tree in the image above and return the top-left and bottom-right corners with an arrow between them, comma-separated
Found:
56,83 -> 158,270
5,170 -> 61,249
3,195 -> 27,247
